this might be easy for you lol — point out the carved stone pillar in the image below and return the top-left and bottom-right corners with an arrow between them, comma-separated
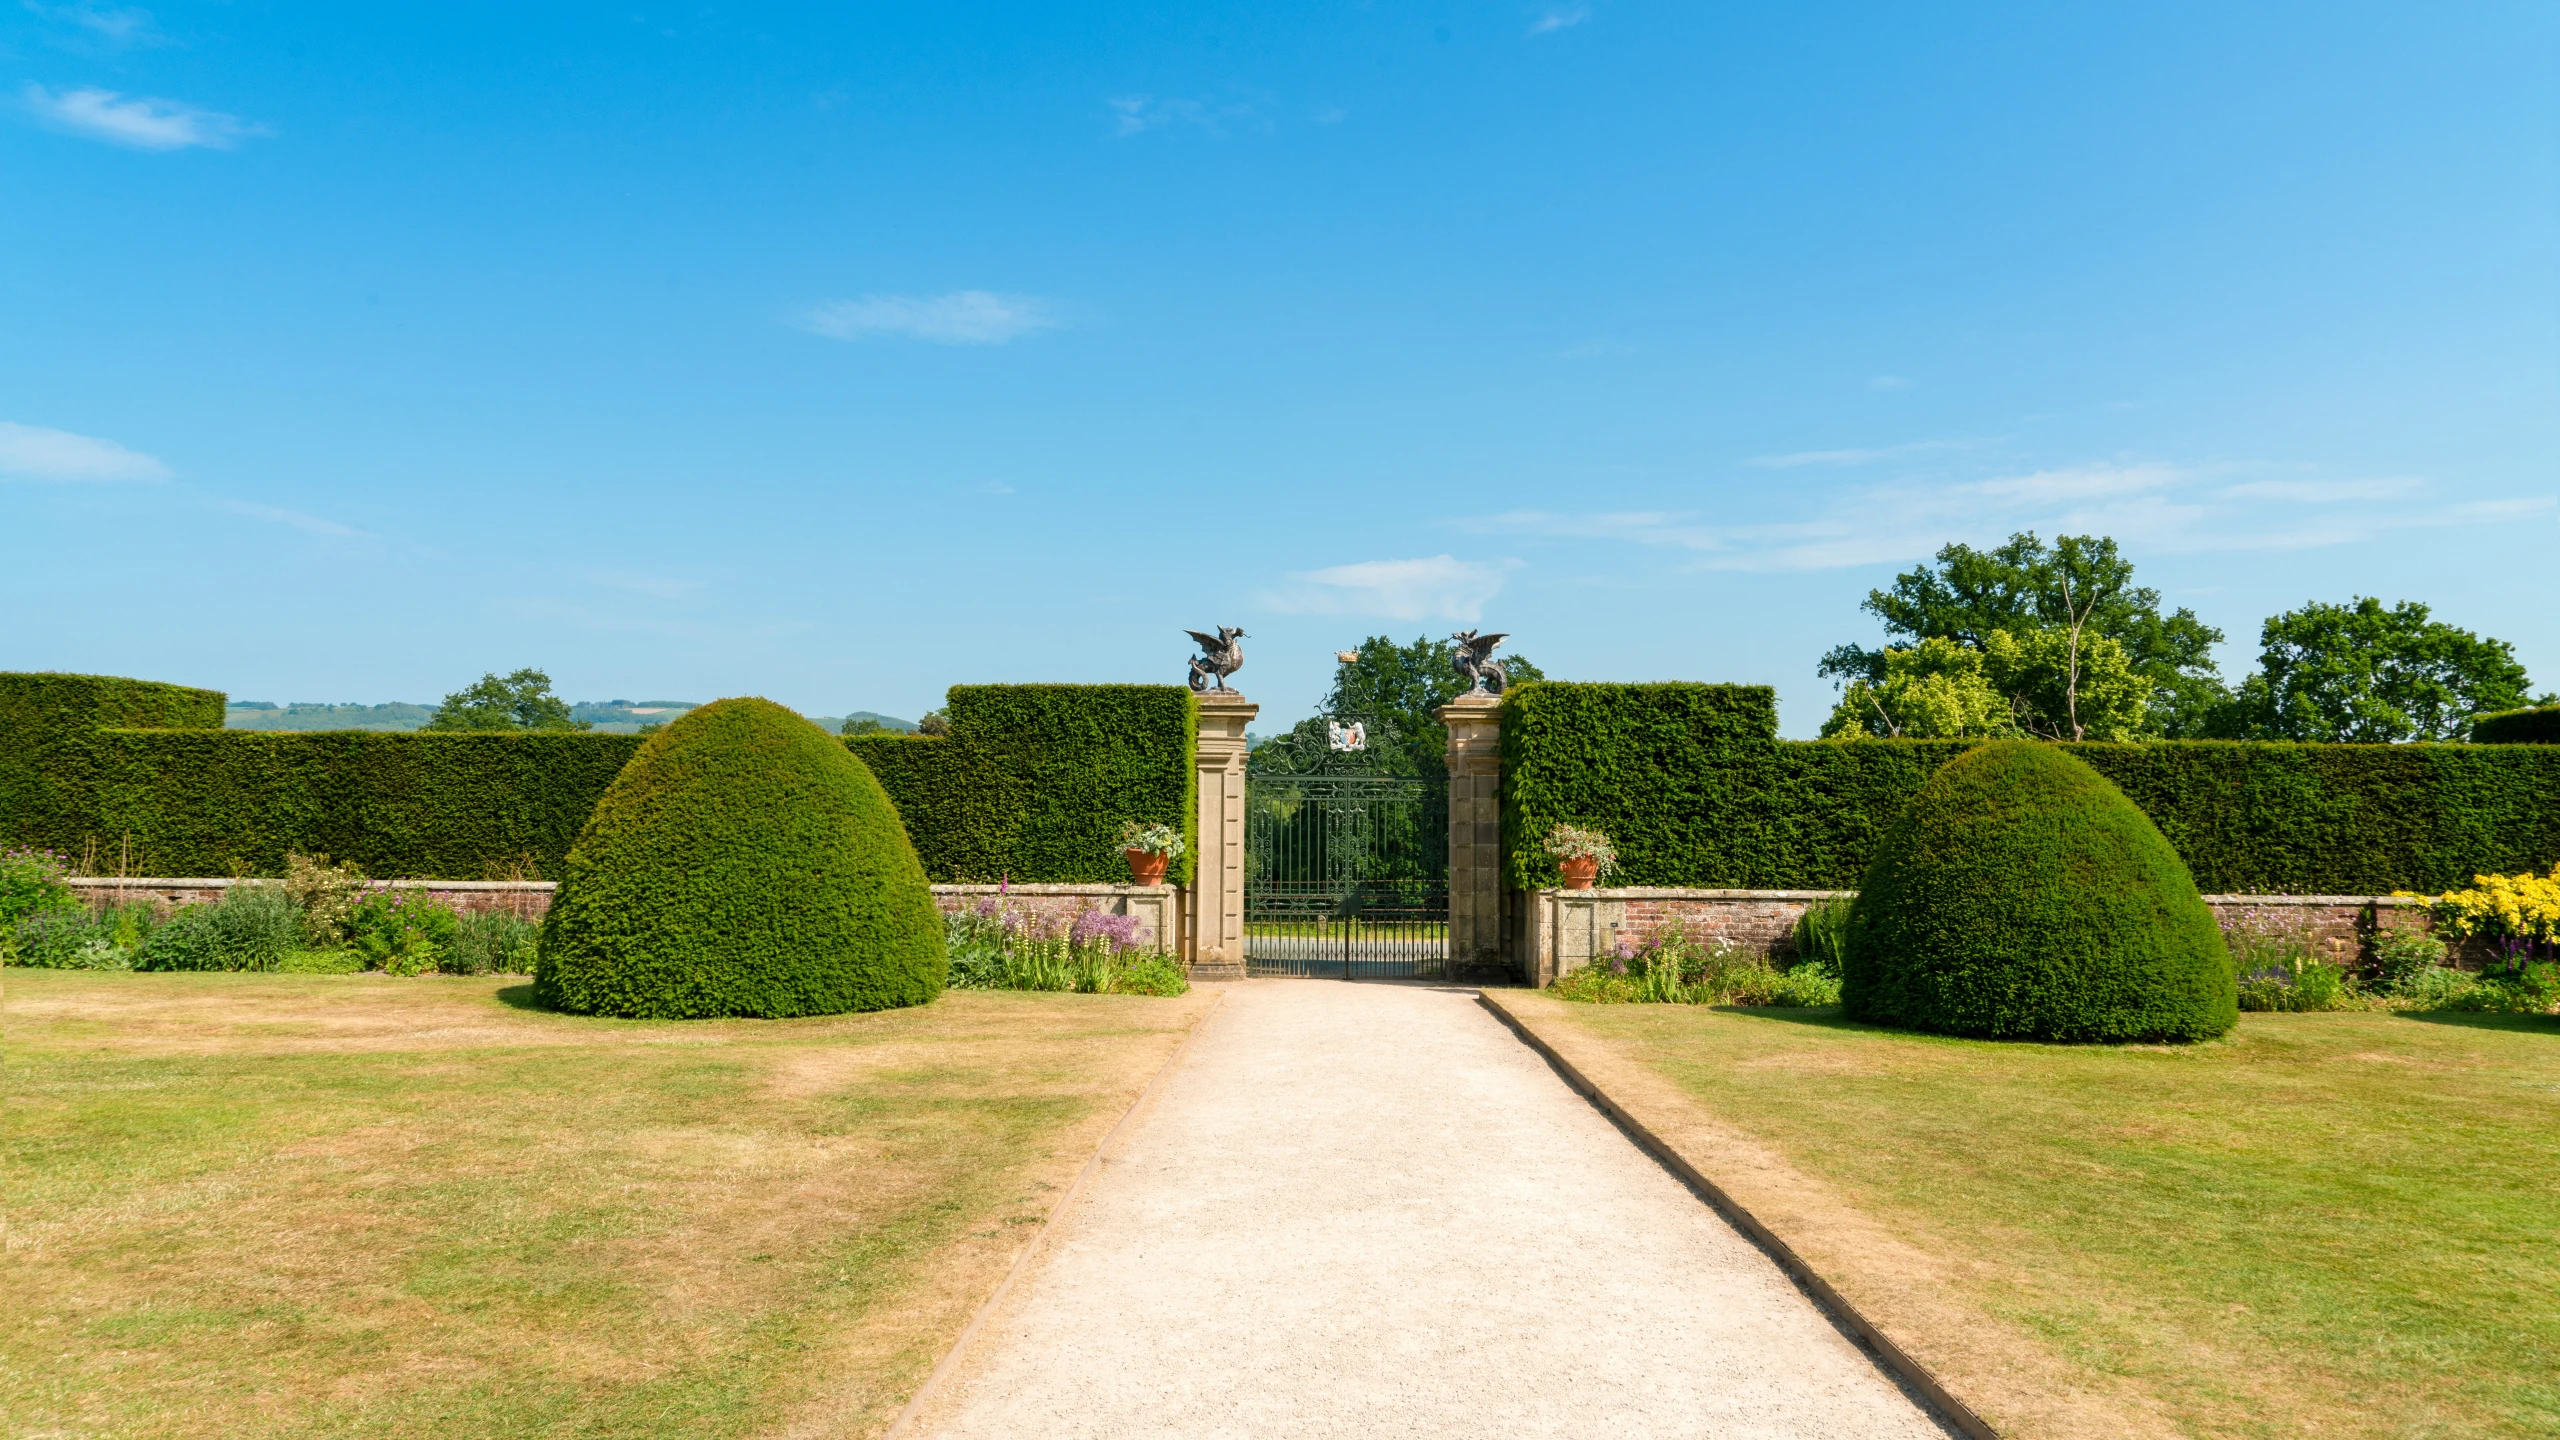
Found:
1187,691 -> 1257,981
1437,691 -> 1507,978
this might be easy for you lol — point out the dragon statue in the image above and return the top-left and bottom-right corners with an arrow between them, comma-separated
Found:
1184,627 -> 1247,692
1450,629 -> 1509,695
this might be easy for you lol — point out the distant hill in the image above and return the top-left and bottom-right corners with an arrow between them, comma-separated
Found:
571,700 -> 698,735
812,711 -> 919,734
225,702 -> 435,732
224,699 -> 912,735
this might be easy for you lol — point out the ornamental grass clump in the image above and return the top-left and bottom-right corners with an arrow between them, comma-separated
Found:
535,697 -> 946,1018
1843,740 -> 2235,1042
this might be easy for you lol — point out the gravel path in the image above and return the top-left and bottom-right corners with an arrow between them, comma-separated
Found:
920,980 -> 1950,1439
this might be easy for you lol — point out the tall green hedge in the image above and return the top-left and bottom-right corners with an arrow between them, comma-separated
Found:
1502,681 -> 2560,895
2474,705 -> 2560,745
847,684 -> 1198,884
0,672 -> 1195,883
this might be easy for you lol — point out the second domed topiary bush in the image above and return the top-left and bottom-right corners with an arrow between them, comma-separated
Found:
534,697 -> 946,1019
1843,740 -> 2235,1043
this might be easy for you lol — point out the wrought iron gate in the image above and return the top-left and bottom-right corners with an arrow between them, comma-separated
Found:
1244,774 -> 1448,979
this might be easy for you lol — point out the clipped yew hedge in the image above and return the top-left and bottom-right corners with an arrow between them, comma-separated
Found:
0,672 -> 1193,883
847,684 -> 1197,884
1501,682 -> 2560,894
2474,705 -> 2560,745
1842,741 -> 2235,1042
534,698 -> 945,1018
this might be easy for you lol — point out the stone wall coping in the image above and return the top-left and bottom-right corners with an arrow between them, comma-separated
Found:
66,876 -> 1174,897
933,883 -> 1177,896
69,876 -> 559,892
1533,885 -> 2420,908
1543,887 -> 1852,901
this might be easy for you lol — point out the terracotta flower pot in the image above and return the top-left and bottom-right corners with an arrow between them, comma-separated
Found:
1559,855 -> 1600,890
1125,848 -> 1169,886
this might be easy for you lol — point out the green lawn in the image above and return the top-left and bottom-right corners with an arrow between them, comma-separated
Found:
1540,1000 -> 2560,1440
2,970 -> 1212,1440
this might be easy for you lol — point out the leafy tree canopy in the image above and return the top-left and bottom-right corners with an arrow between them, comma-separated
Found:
1251,633 -> 1543,777
1821,532 -> 2224,737
1820,630 -> 2154,742
425,669 -> 591,733
2210,597 -> 2534,743
1821,636 -> 2014,740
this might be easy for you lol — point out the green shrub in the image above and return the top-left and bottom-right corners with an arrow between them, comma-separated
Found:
136,886 -> 299,973
2236,960 -> 2350,1012
2392,966 -> 2479,1008
535,698 -> 946,1019
2443,963 -> 2560,1014
11,904 -> 154,969
1,845 -> 77,931
279,948 -> 365,974
444,908 -> 540,975
1502,682 -> 2560,894
349,889 -> 461,976
2472,705 -> 2560,745
2371,928 -> 2449,993
1772,961 -> 1844,1007
1110,953 -> 1191,997
284,852 -> 367,946
1843,740 -> 2236,1042
1790,895 -> 1853,971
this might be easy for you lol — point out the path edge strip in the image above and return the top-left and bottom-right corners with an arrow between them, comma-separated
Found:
882,986 -> 1231,1439
1477,990 -> 2001,1440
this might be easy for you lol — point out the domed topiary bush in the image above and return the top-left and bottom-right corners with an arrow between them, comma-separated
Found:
534,697 -> 945,1018
1843,740 -> 2234,1042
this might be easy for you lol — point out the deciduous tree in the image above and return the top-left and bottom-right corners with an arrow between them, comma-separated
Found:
425,669 -> 591,732
2210,598 -> 2533,742
1822,533 -> 2223,736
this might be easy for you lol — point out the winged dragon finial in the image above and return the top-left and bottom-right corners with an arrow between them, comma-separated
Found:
1450,629 -> 1510,695
1184,627 -> 1247,693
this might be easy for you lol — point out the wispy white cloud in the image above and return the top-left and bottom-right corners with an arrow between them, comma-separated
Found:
22,84 -> 264,150
794,291 -> 1059,346
212,498 -> 370,538
1868,374 -> 1911,390
1107,93 -> 1260,137
25,2 -> 166,46
0,420 -> 171,481
1309,105 -> 1347,125
1528,6 -> 1589,34
1464,460 -> 2542,573
1257,554 -> 1519,622
589,569 -> 705,599
1744,437 -> 1992,469
2215,477 -> 2418,503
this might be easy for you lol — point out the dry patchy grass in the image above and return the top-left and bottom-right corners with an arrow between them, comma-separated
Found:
1525,996 -> 2560,1440
2,969 -> 1215,1439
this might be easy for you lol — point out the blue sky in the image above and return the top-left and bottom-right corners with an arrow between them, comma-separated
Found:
5,2 -> 2554,736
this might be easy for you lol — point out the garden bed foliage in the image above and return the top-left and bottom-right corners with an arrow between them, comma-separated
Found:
1548,915 -> 1841,1008
942,900 -> 1188,997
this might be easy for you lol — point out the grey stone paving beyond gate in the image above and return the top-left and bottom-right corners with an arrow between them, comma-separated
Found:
922,980 -> 1949,1439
